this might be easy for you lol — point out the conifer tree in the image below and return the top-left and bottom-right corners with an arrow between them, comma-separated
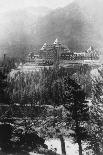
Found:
38,68 -> 90,155
87,74 -> 103,155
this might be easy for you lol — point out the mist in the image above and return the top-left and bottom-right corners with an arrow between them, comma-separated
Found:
0,0 -> 103,58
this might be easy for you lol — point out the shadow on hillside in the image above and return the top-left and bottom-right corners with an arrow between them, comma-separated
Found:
0,149 -> 61,155
0,150 -> 30,155
38,149 -> 61,155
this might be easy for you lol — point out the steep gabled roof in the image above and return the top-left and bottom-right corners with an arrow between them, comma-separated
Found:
53,38 -> 70,51
53,38 -> 61,46
40,42 -> 47,50
87,46 -> 94,53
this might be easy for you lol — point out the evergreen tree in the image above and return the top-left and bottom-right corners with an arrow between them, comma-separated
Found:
0,69 -> 8,104
87,74 -> 103,155
38,68 -> 90,155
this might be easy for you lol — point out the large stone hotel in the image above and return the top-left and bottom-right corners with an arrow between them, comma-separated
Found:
25,38 -> 99,67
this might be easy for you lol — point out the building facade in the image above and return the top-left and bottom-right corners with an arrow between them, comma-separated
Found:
25,39 -> 100,66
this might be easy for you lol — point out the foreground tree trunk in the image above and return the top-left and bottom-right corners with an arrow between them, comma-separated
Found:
59,135 -> 66,155
75,118 -> 83,155
78,139 -> 82,155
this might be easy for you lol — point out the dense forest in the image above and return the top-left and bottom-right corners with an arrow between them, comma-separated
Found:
0,58 -> 103,155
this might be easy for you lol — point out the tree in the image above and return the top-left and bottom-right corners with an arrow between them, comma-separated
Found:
34,104 -> 67,155
87,74 -> 103,155
7,71 -> 41,106
0,69 -> 10,105
5,66 -> 90,155
63,76 -> 89,155
38,68 -> 90,155
0,69 -> 48,153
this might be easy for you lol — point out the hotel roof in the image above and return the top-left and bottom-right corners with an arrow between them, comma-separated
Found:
40,42 -> 47,50
40,38 -> 70,51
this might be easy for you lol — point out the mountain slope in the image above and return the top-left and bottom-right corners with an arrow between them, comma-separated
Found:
35,0 -> 103,51
0,0 -> 103,58
0,7 -> 51,57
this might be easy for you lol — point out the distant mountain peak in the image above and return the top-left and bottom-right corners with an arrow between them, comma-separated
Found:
0,0 -> 103,58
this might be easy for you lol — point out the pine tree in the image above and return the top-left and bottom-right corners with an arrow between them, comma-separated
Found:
87,74 -> 103,155
63,76 -> 89,155
38,68 -> 90,155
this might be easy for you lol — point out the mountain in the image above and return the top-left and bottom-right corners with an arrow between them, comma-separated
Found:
0,7 -> 51,58
35,0 -> 103,51
0,0 -> 103,58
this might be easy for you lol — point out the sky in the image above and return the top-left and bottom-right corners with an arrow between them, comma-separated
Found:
0,0 -> 74,13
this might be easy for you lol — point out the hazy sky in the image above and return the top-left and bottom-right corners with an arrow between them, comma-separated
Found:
0,0 -> 74,13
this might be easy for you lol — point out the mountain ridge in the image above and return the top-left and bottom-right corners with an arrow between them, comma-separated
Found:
0,0 -> 103,58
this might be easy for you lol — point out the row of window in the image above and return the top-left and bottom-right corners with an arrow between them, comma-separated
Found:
26,50 -> 99,62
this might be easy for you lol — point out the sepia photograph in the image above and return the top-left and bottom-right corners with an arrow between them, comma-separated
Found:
0,0 -> 103,155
